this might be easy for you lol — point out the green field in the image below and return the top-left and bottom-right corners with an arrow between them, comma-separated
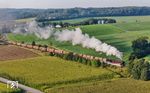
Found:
51,16 -> 150,24
7,34 -> 117,59
15,18 -> 35,23
48,78 -> 150,93
4,16 -> 150,93
9,16 -> 150,61
0,56 -> 117,92
0,82 -> 21,93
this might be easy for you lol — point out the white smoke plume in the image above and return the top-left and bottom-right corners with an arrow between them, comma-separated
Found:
13,21 -> 54,39
13,21 -> 123,59
54,28 -> 123,59
27,21 -> 54,39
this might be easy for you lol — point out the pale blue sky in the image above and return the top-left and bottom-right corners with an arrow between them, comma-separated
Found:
0,0 -> 149,8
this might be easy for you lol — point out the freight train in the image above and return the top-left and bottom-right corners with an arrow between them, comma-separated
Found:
8,41 -> 123,67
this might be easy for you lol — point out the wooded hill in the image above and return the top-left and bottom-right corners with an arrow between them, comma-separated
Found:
0,6 -> 150,21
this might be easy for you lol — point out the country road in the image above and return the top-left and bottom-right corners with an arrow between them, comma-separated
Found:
0,77 -> 43,93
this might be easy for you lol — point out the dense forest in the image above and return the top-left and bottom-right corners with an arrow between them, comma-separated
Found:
0,7 -> 150,21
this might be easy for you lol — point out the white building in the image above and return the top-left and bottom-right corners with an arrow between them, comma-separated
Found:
55,25 -> 62,28
98,20 -> 105,24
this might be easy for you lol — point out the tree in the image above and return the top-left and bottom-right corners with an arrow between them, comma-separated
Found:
140,62 -> 150,81
129,37 -> 149,60
131,59 -> 144,79
32,41 -> 36,46
132,36 -> 149,50
66,52 -> 74,60
140,67 -> 149,81
43,45 -> 48,48
128,59 -> 150,81
91,61 -> 101,67
128,61 -> 134,74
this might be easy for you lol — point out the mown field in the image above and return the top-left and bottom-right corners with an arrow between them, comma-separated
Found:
0,82 -> 21,93
0,56 -> 117,92
47,78 -> 150,93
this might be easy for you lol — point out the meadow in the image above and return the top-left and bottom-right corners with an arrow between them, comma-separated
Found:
0,56 -> 117,92
3,15 -> 150,93
47,78 -> 150,93
7,34 -> 117,59
51,16 -> 150,24
9,16 -> 150,61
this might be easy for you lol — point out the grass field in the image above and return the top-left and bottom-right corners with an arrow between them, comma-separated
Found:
81,24 -> 123,36
3,15 -> 150,93
7,34 -> 117,59
0,82 -> 21,93
51,16 -> 150,24
9,16 -> 150,61
15,18 -> 35,23
0,56 -> 117,92
47,78 -> 150,93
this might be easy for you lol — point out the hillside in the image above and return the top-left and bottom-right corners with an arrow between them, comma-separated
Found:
9,16 -> 150,61
0,7 -> 150,21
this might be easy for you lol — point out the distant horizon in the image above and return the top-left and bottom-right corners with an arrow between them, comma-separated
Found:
0,6 -> 150,9
0,0 -> 149,9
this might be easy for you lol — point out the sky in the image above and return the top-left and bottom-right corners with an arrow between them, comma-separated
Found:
0,0 -> 149,9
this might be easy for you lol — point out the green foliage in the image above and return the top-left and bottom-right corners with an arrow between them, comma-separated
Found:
36,7 -> 150,21
140,67 -> 149,81
65,52 -> 74,60
132,36 -> 149,50
32,41 -> 36,46
91,61 -> 101,67
128,59 -> 150,80
48,51 -> 104,67
129,37 -> 150,60
47,18 -> 116,27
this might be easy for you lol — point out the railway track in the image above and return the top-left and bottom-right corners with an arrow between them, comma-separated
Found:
8,41 -> 123,67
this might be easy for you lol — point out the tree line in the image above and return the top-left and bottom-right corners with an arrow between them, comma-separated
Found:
128,37 -> 150,81
0,7 -> 150,21
36,7 -> 150,21
40,18 -> 116,27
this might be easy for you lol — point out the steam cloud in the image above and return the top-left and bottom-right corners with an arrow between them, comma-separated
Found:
13,21 -> 123,59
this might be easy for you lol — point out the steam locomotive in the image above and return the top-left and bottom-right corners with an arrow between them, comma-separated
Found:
8,41 -> 123,67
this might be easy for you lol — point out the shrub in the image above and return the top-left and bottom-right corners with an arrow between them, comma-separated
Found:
91,61 -> 100,67
32,41 -> 36,46
128,59 -> 150,81
21,41 -> 24,44
43,45 -> 48,48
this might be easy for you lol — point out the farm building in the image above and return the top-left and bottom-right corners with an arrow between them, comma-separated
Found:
55,25 -> 62,28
